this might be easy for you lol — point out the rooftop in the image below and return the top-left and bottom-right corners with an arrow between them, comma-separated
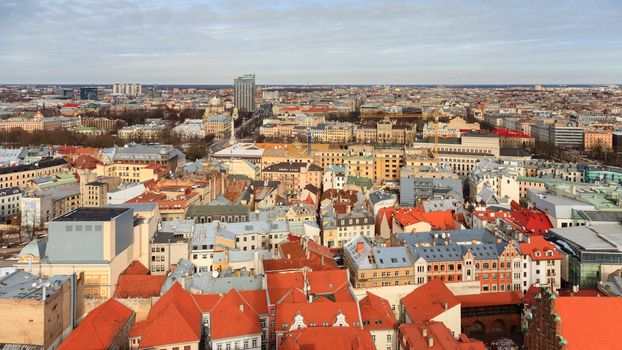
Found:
52,207 -> 130,222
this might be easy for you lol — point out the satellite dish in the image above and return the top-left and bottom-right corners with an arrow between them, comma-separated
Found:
212,271 -> 219,278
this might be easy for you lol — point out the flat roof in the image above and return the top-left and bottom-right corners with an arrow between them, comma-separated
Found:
52,207 -> 130,222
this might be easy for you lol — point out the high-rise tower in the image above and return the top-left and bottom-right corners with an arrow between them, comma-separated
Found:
234,74 -> 256,112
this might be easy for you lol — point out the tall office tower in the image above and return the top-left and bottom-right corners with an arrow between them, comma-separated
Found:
79,87 -> 99,101
234,74 -> 256,112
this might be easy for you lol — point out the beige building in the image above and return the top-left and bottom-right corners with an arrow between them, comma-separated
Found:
0,158 -> 69,189
94,162 -> 170,183
355,118 -> 416,145
261,162 -> 323,198
204,114 -> 232,137
374,147 -> 405,182
0,270 -> 84,350
584,128 -> 613,151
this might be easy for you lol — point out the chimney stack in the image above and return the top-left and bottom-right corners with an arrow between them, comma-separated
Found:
443,302 -> 448,310
428,337 -> 434,348
357,241 -> 365,252
239,304 -> 244,312
422,327 -> 427,337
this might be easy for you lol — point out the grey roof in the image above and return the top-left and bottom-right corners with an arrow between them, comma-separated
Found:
151,230 -> 189,244
0,270 -> 69,300
110,143 -> 183,162
574,210 -> 622,222
161,259 -> 194,294
549,224 -> 622,252
52,207 -> 130,222
186,203 -> 249,217
369,190 -> 395,206
343,235 -> 412,270
160,220 -> 195,234
187,273 -> 263,294
18,239 -> 47,259
0,158 -> 68,176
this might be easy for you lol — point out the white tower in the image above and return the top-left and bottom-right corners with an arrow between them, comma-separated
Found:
229,107 -> 238,145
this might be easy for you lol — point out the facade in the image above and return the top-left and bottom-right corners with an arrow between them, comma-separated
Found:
0,270 -> 84,350
234,74 -> 256,112
0,187 -> 21,224
0,158 -> 69,189
204,114 -> 232,138
112,83 -> 142,96
149,229 -> 190,274
343,235 -> 414,288
519,236 -> 562,292
20,184 -> 82,229
261,162 -> 323,198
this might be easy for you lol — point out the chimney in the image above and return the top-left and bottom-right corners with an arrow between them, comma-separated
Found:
497,238 -> 502,244
428,336 -> 434,348
443,302 -> 448,310
239,304 -> 244,312
306,249 -> 310,259
357,241 -> 365,252
287,254 -> 291,259
321,256 -> 325,266
422,327 -> 427,337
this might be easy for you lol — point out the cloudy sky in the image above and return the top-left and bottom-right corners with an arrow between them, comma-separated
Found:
1,0 -> 621,84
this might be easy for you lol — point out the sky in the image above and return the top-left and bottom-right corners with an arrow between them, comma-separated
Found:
1,0 -> 621,85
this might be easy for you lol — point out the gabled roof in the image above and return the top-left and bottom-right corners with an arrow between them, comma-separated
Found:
275,299 -> 361,332
115,275 -> 166,298
399,321 -> 486,350
122,260 -> 150,275
266,272 -> 305,304
359,292 -> 397,331
306,270 -> 351,300
280,327 -> 376,350
519,236 -> 562,261
132,282 -> 201,348
209,289 -> 263,340
401,279 -> 459,322
59,299 -> 134,350
379,207 -> 457,232
507,206 -> 553,235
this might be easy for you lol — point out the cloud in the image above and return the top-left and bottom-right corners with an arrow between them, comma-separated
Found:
0,0 -> 620,84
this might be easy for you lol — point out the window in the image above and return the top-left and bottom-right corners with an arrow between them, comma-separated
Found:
387,334 -> 392,341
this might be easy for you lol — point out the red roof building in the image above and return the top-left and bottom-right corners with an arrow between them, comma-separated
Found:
400,279 -> 461,336
129,282 -> 201,349
59,299 -> 135,350
263,235 -> 337,273
359,292 -> 398,350
279,327 -> 376,350
399,321 -> 486,350
377,207 -> 457,240
525,288 -> 622,350
519,236 -> 563,293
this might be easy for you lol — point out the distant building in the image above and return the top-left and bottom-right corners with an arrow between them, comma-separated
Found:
79,87 -> 98,101
112,83 -> 142,96
234,74 -> 256,112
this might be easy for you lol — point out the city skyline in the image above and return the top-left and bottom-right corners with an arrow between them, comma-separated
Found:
1,0 -> 621,85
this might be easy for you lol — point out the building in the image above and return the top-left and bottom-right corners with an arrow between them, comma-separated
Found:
261,162 -> 323,199
0,187 -> 21,224
149,226 -> 190,274
398,321 -> 486,350
26,207 -> 146,299
234,74 -> 256,112
584,128 -> 613,151
359,292 -> 398,350
186,203 -> 250,223
20,184 -> 82,229
0,270 -> 84,350
280,327 -> 375,350
112,83 -> 142,96
400,279 -> 462,337
117,124 -> 165,141
58,298 -> 135,350
396,229 -> 523,292
518,236 -> 562,292
79,87 -> 98,100
204,114 -> 232,138
548,224 -> 622,289
524,287 -> 622,350
103,144 -> 185,172
343,235 -> 414,288
0,158 -> 69,189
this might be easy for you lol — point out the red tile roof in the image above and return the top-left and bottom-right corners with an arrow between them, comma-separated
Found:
115,275 -> 166,298
306,270 -> 351,299
266,272 -> 305,304
122,260 -> 150,275
400,321 -> 486,350
506,207 -> 553,236
280,327 -> 376,350
456,291 -> 522,308
72,154 -> 102,170
401,279 -> 460,322
210,289 -> 263,340
59,299 -> 134,350
264,237 -> 337,272
379,207 -> 457,233
491,128 -> 533,139
519,236 -> 562,261
555,297 -> 622,350
359,292 -> 397,331
132,282 -> 201,348
275,299 -> 362,332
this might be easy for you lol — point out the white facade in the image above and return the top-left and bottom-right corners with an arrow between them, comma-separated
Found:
0,188 -> 21,224
521,253 -> 561,293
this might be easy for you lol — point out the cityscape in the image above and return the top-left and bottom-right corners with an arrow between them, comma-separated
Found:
1,1 -> 622,350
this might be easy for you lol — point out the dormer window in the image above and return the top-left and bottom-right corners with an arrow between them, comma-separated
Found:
546,251 -> 553,256
535,251 -> 541,257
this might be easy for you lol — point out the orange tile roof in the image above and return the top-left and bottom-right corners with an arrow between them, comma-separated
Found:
306,270 -> 350,298
400,321 -> 486,350
72,154 -> 102,170
265,237 -> 337,272
209,290 -> 263,340
266,272 -> 305,304
401,279 -> 460,322
379,207 -> 457,232
59,299 -> 134,350
519,236 -> 562,261
555,297 -> 622,350
456,291 -> 522,308
115,275 -> 166,298
122,260 -> 150,275
507,207 -> 553,235
132,282 -> 201,348
275,299 -> 361,332
359,292 -> 397,331
280,327 -> 376,350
